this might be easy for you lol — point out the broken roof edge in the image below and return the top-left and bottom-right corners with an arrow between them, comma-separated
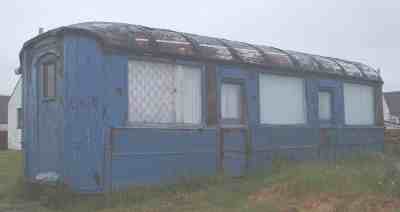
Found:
19,21 -> 382,83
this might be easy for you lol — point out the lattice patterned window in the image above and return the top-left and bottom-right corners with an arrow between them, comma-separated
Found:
128,60 -> 202,125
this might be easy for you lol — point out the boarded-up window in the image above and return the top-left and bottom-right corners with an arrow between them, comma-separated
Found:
221,83 -> 242,121
17,108 -> 23,129
318,91 -> 332,121
344,83 -> 375,125
43,63 -> 56,98
128,60 -> 202,125
259,74 -> 306,124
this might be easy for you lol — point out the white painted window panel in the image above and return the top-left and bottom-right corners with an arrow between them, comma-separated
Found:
344,83 -> 375,125
128,60 -> 201,125
259,74 -> 306,124
221,83 -> 241,119
318,91 -> 332,120
175,65 -> 202,124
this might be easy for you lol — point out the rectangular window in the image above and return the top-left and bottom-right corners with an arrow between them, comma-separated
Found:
128,60 -> 202,125
259,74 -> 306,124
43,63 -> 56,98
221,83 -> 242,121
344,83 -> 375,125
17,108 -> 23,129
318,91 -> 332,121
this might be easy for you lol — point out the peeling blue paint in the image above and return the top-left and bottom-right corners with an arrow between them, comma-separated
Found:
21,34 -> 384,193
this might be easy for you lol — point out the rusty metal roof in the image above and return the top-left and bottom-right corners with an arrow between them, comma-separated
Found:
22,22 -> 382,82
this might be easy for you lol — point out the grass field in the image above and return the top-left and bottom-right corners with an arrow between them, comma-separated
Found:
0,151 -> 22,199
1,150 -> 400,212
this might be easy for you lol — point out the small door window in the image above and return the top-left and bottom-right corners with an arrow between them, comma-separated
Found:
221,83 -> 242,122
43,63 -> 56,98
17,108 -> 23,129
318,91 -> 332,121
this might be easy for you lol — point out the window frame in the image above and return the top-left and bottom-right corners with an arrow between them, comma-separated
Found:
125,58 -> 206,129
257,73 -> 308,126
220,80 -> 246,125
343,82 -> 377,127
42,62 -> 57,100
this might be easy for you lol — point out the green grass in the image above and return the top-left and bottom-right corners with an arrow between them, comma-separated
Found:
1,150 -> 400,212
0,150 -> 22,199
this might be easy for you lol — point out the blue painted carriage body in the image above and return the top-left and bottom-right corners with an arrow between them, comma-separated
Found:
20,23 -> 384,193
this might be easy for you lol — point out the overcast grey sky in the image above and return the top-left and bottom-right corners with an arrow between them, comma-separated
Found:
1,0 -> 399,95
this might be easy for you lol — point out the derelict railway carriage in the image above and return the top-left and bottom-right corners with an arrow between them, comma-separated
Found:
18,22 -> 384,193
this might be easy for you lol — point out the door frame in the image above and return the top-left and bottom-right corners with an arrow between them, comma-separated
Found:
216,67 -> 252,175
33,51 -> 62,174
316,80 -> 344,160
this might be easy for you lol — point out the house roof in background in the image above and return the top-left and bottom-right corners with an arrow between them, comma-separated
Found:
21,22 -> 381,82
0,95 -> 10,124
10,77 -> 21,98
384,91 -> 400,117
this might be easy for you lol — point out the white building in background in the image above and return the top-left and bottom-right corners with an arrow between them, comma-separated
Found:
8,78 -> 22,150
383,96 -> 391,121
0,95 -> 9,150
384,92 -> 400,128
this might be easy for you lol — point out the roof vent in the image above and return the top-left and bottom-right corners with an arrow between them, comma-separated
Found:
38,27 -> 44,35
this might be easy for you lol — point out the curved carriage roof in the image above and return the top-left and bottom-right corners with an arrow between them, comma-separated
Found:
22,22 -> 381,82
